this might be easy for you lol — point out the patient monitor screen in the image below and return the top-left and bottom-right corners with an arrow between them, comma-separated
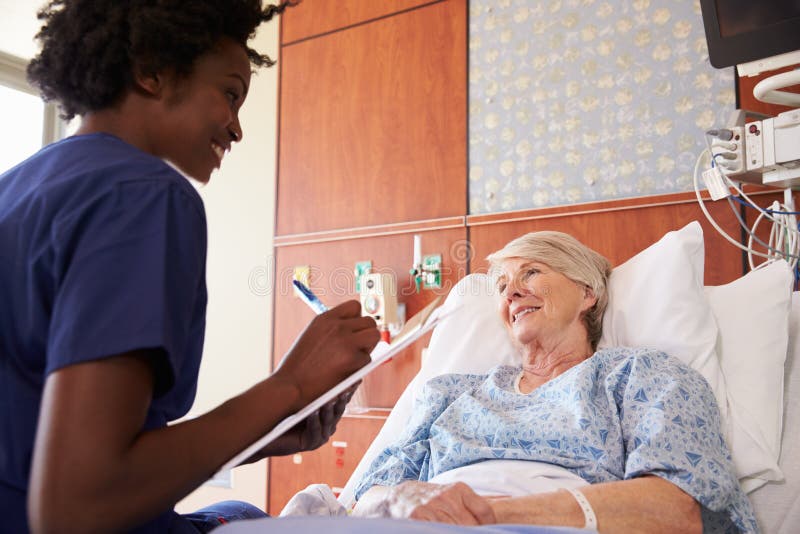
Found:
715,0 -> 800,38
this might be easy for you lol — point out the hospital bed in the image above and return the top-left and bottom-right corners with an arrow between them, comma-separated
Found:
221,222 -> 800,533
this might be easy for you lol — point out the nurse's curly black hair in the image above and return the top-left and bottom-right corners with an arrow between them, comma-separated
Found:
27,0 -> 299,120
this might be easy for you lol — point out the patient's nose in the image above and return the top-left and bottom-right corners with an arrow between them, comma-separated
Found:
505,277 -> 527,299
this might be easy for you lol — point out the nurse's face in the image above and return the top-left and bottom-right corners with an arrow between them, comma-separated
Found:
496,258 -> 595,348
153,38 -> 251,183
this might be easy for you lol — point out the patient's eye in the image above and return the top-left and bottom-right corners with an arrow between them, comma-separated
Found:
523,268 -> 540,280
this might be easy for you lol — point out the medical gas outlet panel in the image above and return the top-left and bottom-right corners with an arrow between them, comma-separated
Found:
721,109 -> 800,188
744,109 -> 800,188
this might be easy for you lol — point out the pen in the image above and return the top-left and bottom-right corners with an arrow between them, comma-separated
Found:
292,280 -> 329,314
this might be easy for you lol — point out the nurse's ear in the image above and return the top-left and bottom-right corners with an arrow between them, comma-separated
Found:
131,63 -> 171,98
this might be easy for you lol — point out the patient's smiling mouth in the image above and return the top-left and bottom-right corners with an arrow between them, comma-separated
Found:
513,307 -> 541,322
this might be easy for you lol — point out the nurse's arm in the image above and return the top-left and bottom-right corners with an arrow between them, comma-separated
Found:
27,349 -> 300,533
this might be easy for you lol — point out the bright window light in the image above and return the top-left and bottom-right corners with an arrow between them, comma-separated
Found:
0,83 -> 44,174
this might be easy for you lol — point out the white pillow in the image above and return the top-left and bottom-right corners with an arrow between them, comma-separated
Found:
705,260 -> 793,492
748,292 -> 800,531
410,274 -> 517,398
338,274 -> 513,506
598,221 -> 728,421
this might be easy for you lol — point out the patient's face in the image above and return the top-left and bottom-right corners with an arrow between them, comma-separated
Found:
496,258 -> 592,348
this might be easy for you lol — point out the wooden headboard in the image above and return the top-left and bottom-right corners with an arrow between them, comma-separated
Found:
468,189 -> 798,286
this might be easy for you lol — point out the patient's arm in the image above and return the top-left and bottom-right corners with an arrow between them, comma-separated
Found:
354,481 -> 495,525
354,476 -> 700,533
491,475 -> 701,534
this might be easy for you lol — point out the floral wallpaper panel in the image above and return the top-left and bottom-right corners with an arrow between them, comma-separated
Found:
468,0 -> 735,213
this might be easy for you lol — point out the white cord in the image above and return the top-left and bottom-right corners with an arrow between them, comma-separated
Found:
693,148 -> 800,269
741,199 -> 799,270
724,180 -> 793,233
693,149 -> 773,259
705,132 -> 796,237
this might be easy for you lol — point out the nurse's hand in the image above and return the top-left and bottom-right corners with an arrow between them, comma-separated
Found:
273,300 -> 378,411
355,481 -> 496,525
258,385 -> 357,456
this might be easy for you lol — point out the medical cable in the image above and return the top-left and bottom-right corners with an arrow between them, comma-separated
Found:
728,195 -> 800,215
726,195 -> 800,271
704,133 -> 797,235
693,148 -> 800,265
720,188 -> 800,270
699,134 -> 800,263
724,195 -> 779,266
693,149 -> 775,260
730,196 -> 798,267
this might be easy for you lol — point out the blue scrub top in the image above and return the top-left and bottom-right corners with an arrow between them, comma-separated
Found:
0,133 -> 208,532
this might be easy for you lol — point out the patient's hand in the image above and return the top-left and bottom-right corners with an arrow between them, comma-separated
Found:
354,481 -> 496,525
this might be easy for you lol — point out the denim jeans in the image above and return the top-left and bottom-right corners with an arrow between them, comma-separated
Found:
171,500 -> 269,533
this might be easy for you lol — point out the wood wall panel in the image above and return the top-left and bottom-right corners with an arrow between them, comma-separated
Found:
268,228 -> 466,514
274,216 -> 465,247
268,415 -> 386,514
467,191 -> 795,286
271,228 -> 467,407
281,0 -> 436,44
277,0 -> 467,235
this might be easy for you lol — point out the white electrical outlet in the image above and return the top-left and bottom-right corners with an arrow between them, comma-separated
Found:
204,468 -> 233,489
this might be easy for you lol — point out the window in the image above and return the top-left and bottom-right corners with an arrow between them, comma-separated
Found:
0,50 -> 64,175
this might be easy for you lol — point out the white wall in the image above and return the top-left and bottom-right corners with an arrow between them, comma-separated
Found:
176,23 -> 279,513
0,1 -> 41,60
0,1 -> 279,514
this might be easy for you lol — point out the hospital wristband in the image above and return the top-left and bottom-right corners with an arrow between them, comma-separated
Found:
563,487 -> 598,531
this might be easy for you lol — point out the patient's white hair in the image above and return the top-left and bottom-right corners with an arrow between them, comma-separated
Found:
486,231 -> 612,350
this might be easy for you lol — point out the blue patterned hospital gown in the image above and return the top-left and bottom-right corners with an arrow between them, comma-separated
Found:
355,348 -> 758,533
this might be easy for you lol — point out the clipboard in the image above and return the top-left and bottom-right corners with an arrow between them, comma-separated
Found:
215,297 -> 447,475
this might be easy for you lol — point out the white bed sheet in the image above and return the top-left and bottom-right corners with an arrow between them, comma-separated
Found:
216,516 -> 590,534
427,460 -> 588,498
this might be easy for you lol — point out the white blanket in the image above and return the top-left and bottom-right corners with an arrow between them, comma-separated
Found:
427,460 -> 589,497
282,460 -> 588,517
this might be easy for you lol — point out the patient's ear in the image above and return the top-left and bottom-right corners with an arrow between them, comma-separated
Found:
581,286 -> 597,312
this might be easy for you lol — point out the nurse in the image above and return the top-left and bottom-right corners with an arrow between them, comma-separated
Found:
0,1 -> 379,532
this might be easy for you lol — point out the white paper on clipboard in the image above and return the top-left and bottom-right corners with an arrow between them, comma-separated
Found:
215,300 -> 452,475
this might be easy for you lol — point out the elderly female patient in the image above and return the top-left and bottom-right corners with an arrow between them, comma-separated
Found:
353,232 -> 758,533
